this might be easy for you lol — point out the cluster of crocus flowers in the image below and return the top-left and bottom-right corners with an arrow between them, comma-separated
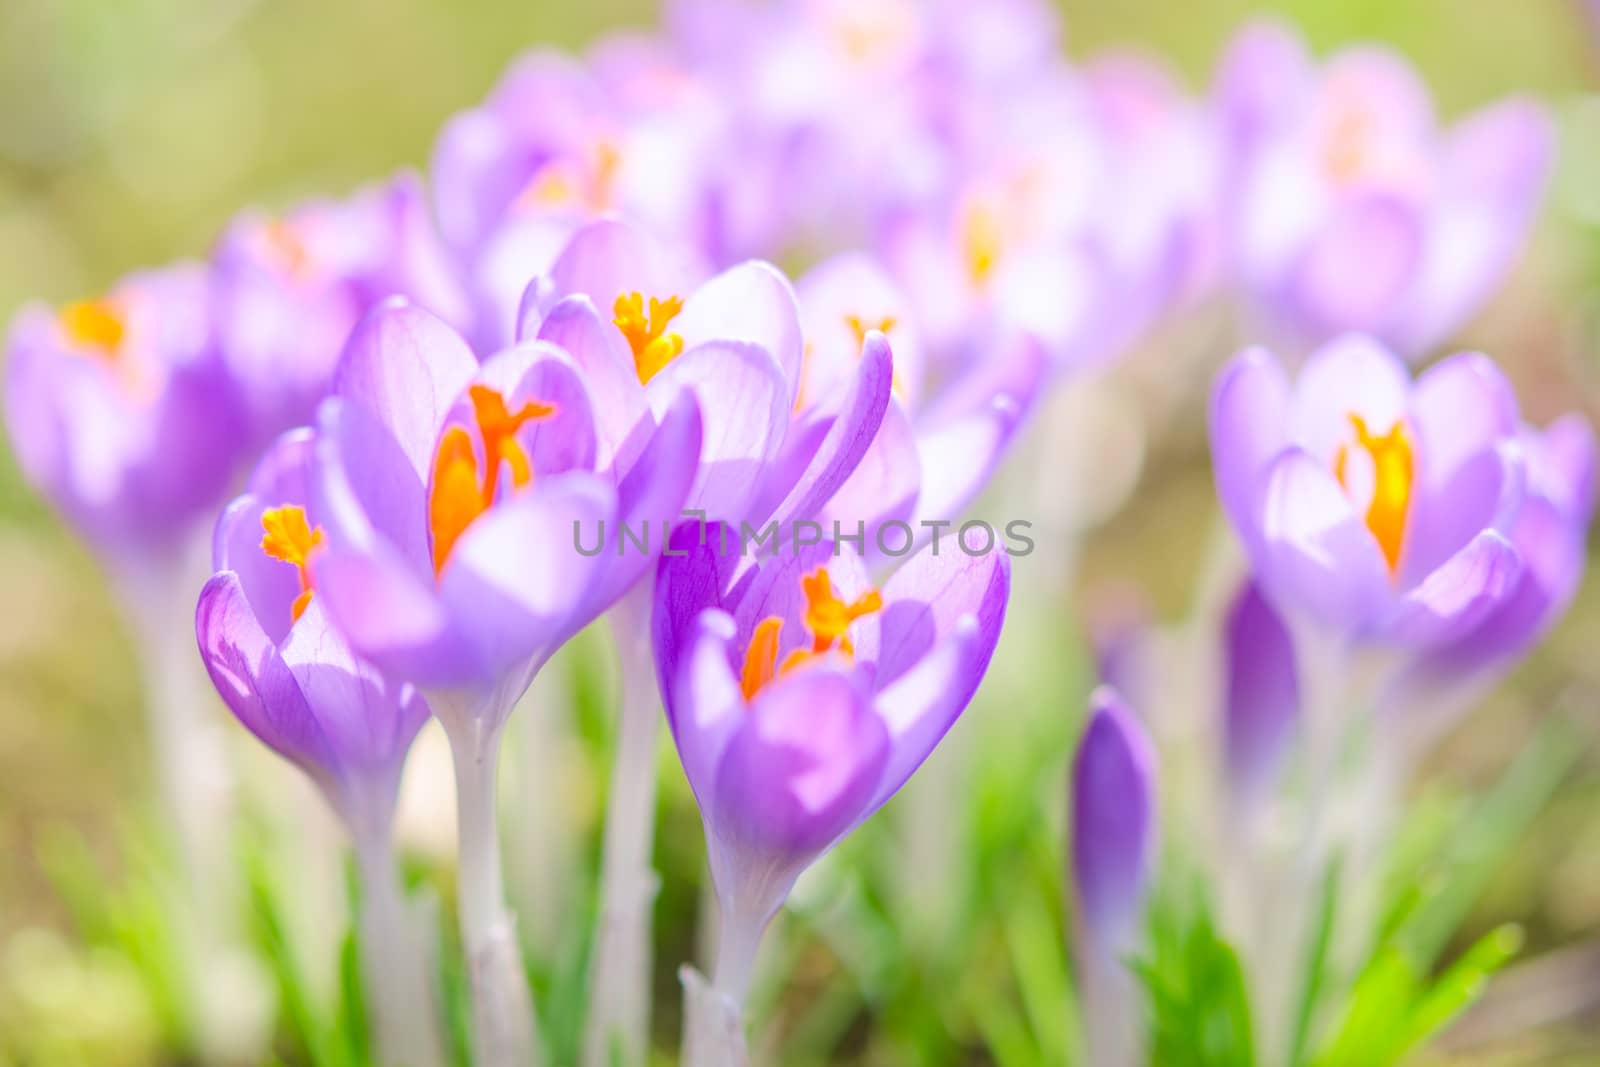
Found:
1,1 -> 1583,1065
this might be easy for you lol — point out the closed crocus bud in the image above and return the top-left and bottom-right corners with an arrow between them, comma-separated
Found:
1222,578 -> 1300,802
1071,687 -> 1158,954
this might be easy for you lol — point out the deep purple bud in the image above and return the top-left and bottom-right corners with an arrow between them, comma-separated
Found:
1071,687 -> 1158,952
1222,578 -> 1300,800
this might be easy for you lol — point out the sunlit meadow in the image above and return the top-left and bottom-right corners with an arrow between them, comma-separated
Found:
2,2 -> 1600,1066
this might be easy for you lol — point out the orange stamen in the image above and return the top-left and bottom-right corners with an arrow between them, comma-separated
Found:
740,617 -> 785,700
1333,413 -> 1413,577
613,292 -> 685,383
260,505 -> 325,623
962,202 -> 1003,287
59,299 -> 126,359
427,385 -> 556,575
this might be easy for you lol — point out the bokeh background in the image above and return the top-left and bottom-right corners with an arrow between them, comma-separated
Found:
3,1 -> 1600,1064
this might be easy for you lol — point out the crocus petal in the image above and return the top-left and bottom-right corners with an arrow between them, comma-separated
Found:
1394,100 -> 1552,355
538,218 -> 697,322
754,330 -> 893,526
1534,414 -> 1597,522
436,472 -> 616,681
822,399 -> 922,544
1222,577 -> 1299,799
1209,347 -> 1291,534
655,526 -> 752,711
909,333 -> 1048,529
583,392 -> 704,613
333,299 -> 480,482
1257,447 -> 1390,631
196,572 -> 336,782
1215,18 -> 1311,145
710,664 -> 888,867
1376,529 -> 1521,648
1290,195 -> 1422,337
530,295 -> 649,470
876,539 -> 1010,690
667,610 -> 748,813
644,340 -> 789,521
1071,687 -> 1157,952
1289,334 -> 1412,464
674,260 -> 805,406
312,397 -> 432,572
279,597 -> 430,781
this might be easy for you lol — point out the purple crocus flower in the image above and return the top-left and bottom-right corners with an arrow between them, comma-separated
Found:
195,429 -> 447,1067
1071,686 -> 1158,953
306,295 -> 702,708
1209,335 -> 1525,649
198,428 -> 430,835
303,296 -> 702,1065
1215,19 -> 1552,357
431,51 -> 724,347
521,220 -> 895,533
4,263 -> 242,562
656,527 -> 1009,1004
212,172 -> 470,446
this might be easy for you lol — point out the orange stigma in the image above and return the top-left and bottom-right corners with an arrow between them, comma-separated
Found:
427,384 -> 557,575
264,220 -> 313,280
518,140 -> 622,214
59,299 -> 126,359
613,292 -> 685,383
260,505 -> 325,623
845,314 -> 897,349
1323,105 -> 1377,184
1333,413 -> 1414,577
738,567 -> 883,701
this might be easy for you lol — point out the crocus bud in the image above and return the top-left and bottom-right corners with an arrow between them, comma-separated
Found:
1222,578 -> 1299,801
1071,687 -> 1158,953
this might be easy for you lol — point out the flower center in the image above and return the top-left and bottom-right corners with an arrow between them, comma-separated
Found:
59,299 -> 126,360
738,566 -> 883,700
1332,413 -> 1413,577
962,201 -> 1003,287
260,505 -> 325,623
518,141 -> 622,214
1322,104 -> 1377,184
845,314 -> 897,350
613,291 -> 685,384
263,220 -> 313,281
428,384 -> 557,576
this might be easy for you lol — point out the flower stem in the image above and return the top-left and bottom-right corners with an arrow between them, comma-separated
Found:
353,829 -> 449,1067
441,710 -> 541,1067
680,906 -> 760,1067
583,600 -> 663,1067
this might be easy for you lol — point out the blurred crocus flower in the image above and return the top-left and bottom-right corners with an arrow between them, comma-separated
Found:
213,173 -> 470,446
1216,19 -> 1552,356
305,297 -> 702,1065
4,263 -> 242,562
523,220 -> 895,532
1070,687 -> 1156,1067
196,430 -> 445,1067
431,52 -> 723,345
657,529 -> 1008,1024
1210,335 -> 1525,650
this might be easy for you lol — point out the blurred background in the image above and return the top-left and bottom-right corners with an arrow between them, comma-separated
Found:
3,1 -> 1600,1064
